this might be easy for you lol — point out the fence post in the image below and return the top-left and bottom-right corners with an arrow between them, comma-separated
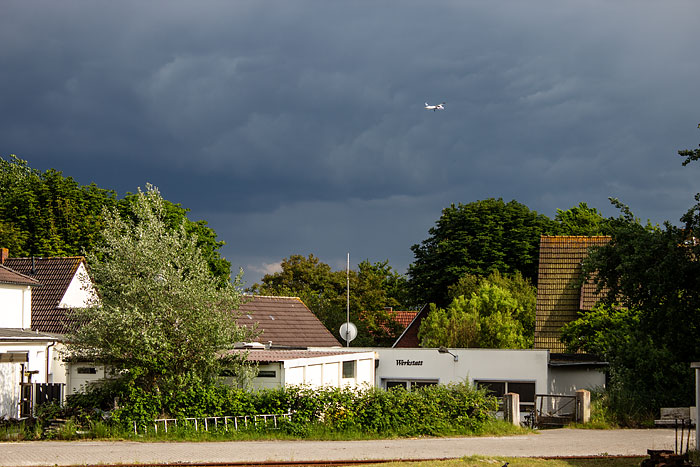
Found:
503,393 -> 520,426
576,389 -> 591,424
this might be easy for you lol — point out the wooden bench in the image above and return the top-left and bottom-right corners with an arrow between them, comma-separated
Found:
654,407 -> 696,427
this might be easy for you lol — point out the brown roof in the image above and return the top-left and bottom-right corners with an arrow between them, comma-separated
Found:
392,304 -> 429,348
3,257 -> 86,334
0,264 -> 41,287
237,296 -> 341,347
534,236 -> 610,352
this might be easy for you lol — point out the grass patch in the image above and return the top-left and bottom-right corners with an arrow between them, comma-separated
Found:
355,455 -> 645,467
122,419 -> 531,442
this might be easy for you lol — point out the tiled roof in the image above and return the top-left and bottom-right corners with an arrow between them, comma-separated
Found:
227,349 -> 363,363
0,264 -> 41,287
392,304 -> 429,348
236,296 -> 341,348
534,236 -> 610,352
393,311 -> 419,328
3,257 -> 86,334
359,309 -> 419,339
0,328 -> 63,341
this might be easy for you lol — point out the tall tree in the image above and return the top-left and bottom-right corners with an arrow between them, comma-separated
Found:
0,155 -> 232,285
418,278 -> 531,349
249,254 -> 413,346
563,196 -> 700,420
408,198 -> 558,306
555,202 -> 611,236
66,185 -> 256,393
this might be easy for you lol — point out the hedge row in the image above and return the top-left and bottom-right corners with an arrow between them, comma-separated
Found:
68,381 -> 498,437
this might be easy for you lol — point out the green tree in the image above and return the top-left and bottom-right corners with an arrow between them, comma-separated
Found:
0,155 -> 231,285
555,202 -> 611,236
66,185 -> 257,394
249,254 -> 413,346
677,124 -> 700,166
409,198 -> 558,306
564,196 -> 700,420
419,280 -> 530,349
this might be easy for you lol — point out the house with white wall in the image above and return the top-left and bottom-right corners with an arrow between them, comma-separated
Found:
0,254 -> 67,418
1,249 -> 99,415
223,348 -> 376,390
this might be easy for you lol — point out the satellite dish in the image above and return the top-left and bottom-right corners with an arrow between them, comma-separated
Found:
339,322 -> 357,343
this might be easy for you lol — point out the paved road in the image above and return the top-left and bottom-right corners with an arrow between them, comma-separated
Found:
0,429 -> 692,466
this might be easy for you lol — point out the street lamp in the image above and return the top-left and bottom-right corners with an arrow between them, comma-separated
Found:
438,346 -> 458,362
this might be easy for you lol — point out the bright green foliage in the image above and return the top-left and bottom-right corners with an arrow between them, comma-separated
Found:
69,380 -> 497,438
249,254 -> 413,346
409,198 -> 558,306
564,197 -> 700,422
419,280 -> 530,349
555,202 -> 611,236
0,155 -> 231,285
448,270 -> 536,342
66,185 -> 257,395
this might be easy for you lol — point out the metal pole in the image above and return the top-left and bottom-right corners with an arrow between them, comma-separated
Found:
346,252 -> 350,347
692,362 -> 700,451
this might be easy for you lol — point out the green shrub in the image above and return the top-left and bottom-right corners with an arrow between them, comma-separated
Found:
68,379 -> 498,438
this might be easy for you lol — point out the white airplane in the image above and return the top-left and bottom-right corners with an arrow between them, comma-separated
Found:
425,102 -> 446,111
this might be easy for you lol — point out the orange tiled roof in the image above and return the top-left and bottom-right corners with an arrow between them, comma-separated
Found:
3,257 -> 85,334
393,310 -> 419,328
534,236 -> 610,352
237,296 -> 341,348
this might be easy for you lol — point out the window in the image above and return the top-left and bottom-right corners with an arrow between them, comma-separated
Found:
475,380 -> 536,410
258,370 -> 276,378
384,379 -> 439,390
76,367 -> 97,374
342,360 -> 355,379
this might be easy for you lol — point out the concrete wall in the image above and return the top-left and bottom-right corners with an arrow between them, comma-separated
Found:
368,348 -> 549,394
548,366 -> 606,395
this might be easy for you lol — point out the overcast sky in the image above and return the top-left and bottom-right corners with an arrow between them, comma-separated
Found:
2,1 -> 699,287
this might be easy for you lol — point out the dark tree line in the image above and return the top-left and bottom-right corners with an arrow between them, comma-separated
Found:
0,155 -> 231,286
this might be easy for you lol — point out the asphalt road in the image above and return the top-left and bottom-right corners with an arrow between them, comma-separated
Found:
0,428 -> 692,467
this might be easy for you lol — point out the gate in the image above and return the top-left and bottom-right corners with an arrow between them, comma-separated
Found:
534,394 -> 577,427
35,383 -> 63,406
19,383 -> 32,417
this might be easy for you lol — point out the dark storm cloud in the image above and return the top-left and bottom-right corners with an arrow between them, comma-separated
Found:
2,1 -> 700,285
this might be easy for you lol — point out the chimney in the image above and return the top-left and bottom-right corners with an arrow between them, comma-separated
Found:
0,248 -> 8,265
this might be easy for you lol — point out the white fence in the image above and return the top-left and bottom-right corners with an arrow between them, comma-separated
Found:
133,412 -> 293,434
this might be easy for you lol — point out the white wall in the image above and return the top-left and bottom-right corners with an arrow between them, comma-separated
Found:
369,348 -> 549,393
0,361 -> 20,418
58,263 -> 96,309
66,362 -> 106,395
0,341 -> 64,418
0,285 -> 32,329
549,366 -> 606,395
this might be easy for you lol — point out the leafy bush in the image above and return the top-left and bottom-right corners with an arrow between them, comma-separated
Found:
67,380 -> 498,438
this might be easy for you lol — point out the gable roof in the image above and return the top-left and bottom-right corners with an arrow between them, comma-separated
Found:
237,295 -> 341,348
392,304 -> 430,348
3,256 -> 86,334
534,236 -> 611,352
0,264 -> 41,287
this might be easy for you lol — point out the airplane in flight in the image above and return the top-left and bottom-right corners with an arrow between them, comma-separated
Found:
425,102 -> 446,111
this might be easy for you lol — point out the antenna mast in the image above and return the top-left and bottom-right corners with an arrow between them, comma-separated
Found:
346,252 -> 350,347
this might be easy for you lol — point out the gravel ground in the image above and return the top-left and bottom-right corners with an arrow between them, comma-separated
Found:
0,428 -> 692,467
